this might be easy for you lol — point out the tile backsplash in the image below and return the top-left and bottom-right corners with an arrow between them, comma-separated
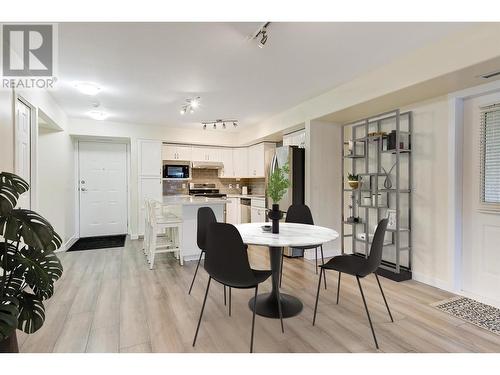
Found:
163,169 -> 265,196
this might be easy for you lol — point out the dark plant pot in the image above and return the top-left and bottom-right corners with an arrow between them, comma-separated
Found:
267,204 -> 282,234
0,331 -> 19,353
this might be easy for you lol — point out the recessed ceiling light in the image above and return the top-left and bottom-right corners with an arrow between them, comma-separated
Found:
74,82 -> 101,96
88,110 -> 108,121
190,98 -> 199,108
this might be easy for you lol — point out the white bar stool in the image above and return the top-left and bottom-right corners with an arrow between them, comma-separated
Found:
147,200 -> 183,270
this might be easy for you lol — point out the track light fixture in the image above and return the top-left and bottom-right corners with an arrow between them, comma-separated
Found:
202,119 -> 239,130
250,22 -> 271,49
180,96 -> 201,115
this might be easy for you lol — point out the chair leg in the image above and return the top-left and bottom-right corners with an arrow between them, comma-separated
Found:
274,275 -> 284,333
279,253 -> 284,287
228,287 -> 232,317
336,272 -> 341,304
193,276 -> 211,347
224,286 -> 227,306
356,276 -> 379,349
375,273 -> 394,322
312,268 -> 324,326
315,247 -> 318,274
188,251 -> 203,295
320,245 -> 327,289
250,285 -> 258,353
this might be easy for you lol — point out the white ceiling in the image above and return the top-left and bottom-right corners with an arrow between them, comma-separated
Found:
52,22 -> 471,131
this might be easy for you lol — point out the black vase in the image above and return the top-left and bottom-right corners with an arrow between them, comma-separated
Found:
0,331 -> 19,353
267,204 -> 282,234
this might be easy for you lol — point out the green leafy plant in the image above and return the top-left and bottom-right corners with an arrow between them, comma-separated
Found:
0,172 -> 63,345
347,173 -> 360,181
267,163 -> 290,203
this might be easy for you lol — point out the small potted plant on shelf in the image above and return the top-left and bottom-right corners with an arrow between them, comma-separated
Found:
267,163 -> 290,234
347,173 -> 361,189
0,172 -> 63,353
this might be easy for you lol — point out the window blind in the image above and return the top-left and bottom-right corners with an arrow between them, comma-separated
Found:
480,103 -> 500,205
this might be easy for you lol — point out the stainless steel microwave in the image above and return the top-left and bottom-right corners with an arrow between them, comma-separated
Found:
163,164 -> 190,179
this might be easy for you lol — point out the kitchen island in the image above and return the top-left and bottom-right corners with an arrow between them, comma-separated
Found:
162,196 -> 229,261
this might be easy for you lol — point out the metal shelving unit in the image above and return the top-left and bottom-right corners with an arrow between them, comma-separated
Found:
341,109 -> 412,281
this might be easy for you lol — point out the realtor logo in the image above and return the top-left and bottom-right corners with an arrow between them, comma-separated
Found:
2,24 -> 53,77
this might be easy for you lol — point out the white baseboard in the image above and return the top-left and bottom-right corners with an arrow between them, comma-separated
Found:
56,233 -> 78,253
411,271 -> 454,293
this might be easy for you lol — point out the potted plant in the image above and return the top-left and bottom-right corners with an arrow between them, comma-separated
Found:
347,173 -> 361,189
0,172 -> 63,353
267,163 -> 290,234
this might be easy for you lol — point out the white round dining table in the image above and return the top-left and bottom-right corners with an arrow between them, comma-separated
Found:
235,222 -> 339,319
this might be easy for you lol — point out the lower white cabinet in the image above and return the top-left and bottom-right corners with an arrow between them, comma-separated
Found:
251,206 -> 267,223
225,197 -> 240,224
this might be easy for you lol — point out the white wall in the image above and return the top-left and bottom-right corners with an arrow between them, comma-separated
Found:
305,120 -> 342,258
15,89 -> 76,249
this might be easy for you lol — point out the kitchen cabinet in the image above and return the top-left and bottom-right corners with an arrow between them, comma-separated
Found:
219,148 -> 234,177
138,139 -> 162,235
283,130 -> 306,148
250,198 -> 267,223
162,144 -> 192,161
192,146 -> 221,162
225,197 -> 240,224
233,148 -> 248,177
248,142 -> 276,178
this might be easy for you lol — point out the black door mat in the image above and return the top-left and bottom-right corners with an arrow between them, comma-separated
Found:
67,235 -> 126,252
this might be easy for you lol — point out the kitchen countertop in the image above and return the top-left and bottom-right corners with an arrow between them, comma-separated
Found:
162,196 -> 230,206
226,194 -> 266,199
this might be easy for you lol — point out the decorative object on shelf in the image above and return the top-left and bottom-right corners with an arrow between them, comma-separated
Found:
372,192 -> 386,207
362,195 -> 372,206
267,163 -> 290,234
180,96 -> 200,115
201,119 -> 238,130
381,161 -> 397,189
0,172 -> 63,353
367,131 -> 387,137
386,130 -> 411,151
386,209 -> 397,230
346,204 -> 361,223
347,173 -> 361,189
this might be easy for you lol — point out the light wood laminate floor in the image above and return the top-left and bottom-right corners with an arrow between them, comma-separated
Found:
17,237 -> 500,353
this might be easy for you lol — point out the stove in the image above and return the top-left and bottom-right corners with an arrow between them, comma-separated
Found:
188,183 -> 227,198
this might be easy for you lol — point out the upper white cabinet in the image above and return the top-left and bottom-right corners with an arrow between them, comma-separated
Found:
283,129 -> 306,148
233,148 -> 248,177
139,139 -> 162,177
247,143 -> 276,178
192,146 -> 221,162
219,148 -> 234,177
162,144 -> 192,161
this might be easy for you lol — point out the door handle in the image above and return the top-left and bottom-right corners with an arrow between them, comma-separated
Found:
81,187 -> 87,191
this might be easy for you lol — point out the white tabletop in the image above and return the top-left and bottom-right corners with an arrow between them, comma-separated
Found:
235,222 -> 339,248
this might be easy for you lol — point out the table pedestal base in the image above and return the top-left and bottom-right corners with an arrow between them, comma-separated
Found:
248,246 -> 303,318
248,292 -> 303,318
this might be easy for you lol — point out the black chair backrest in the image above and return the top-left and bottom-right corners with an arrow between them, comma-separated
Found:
197,207 -> 217,251
285,204 -> 314,225
204,223 -> 257,287
364,218 -> 389,274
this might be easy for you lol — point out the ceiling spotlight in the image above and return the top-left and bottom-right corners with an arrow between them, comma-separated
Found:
258,31 -> 268,48
233,122 -> 238,127
190,107 -> 194,114
203,123 -> 207,130
190,97 -> 200,108
180,108 -> 186,115
222,122 -> 226,129
213,123 -> 217,130
87,110 -> 108,121
74,82 -> 101,96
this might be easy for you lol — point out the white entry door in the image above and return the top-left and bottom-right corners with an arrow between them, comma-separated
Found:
462,91 -> 500,307
79,141 -> 128,237
15,98 -> 32,209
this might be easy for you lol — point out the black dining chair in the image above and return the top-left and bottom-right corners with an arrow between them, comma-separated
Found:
188,207 -> 230,306
312,218 -> 393,349
281,204 -> 327,289
192,222 -> 284,353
